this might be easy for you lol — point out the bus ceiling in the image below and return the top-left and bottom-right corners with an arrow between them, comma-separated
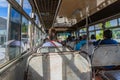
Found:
29,0 -> 119,32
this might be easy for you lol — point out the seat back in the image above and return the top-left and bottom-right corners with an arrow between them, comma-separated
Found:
37,46 -> 71,53
26,51 -> 91,80
80,44 -> 94,55
92,45 -> 120,67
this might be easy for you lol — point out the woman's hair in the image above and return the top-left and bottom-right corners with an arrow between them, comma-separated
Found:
103,29 -> 112,39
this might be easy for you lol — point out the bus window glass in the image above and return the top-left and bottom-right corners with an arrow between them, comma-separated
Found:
89,26 -> 94,31
0,0 -> 8,65
23,0 -> 32,16
21,16 -> 29,51
112,28 -> 120,42
95,23 -> 103,30
9,7 -> 21,60
35,14 -> 39,25
37,30 -> 41,44
105,19 -> 118,28
118,18 -> 120,25
80,28 -> 86,35
39,31 -> 42,44
15,0 -> 21,5
34,27 -> 41,46
96,30 -> 103,40
80,28 -> 86,33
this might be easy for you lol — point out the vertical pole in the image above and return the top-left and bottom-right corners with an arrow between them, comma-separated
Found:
86,6 -> 89,51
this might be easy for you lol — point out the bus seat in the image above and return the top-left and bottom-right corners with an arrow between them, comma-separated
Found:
99,70 -> 120,80
92,45 -> 120,67
37,46 -> 71,53
25,51 -> 91,80
80,44 -> 94,56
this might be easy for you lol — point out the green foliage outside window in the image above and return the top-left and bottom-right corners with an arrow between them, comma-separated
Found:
96,30 -> 103,40
22,22 -> 28,33
105,21 -> 111,28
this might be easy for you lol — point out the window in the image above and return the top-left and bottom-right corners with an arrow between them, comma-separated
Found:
95,23 -> 103,30
34,27 -> 40,46
9,7 -> 21,60
0,0 -> 8,65
111,28 -> 120,42
79,28 -> 86,35
96,30 -> 103,40
118,18 -> 120,25
105,19 -> 118,28
35,14 -> 40,25
15,0 -> 21,5
21,16 -> 29,51
23,0 -> 32,16
89,26 -> 94,31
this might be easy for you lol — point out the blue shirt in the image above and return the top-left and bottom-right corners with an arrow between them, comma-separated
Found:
75,40 -> 86,50
93,39 -> 118,46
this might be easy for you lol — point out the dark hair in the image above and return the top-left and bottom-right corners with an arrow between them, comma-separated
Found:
103,29 -> 112,39
49,28 -> 57,40
79,36 -> 82,40
91,34 -> 96,39
82,35 -> 87,40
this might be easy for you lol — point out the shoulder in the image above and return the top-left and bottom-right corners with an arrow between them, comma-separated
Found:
111,39 -> 118,44
42,42 -> 53,47
101,39 -> 118,44
53,41 -> 62,46
42,41 -> 62,47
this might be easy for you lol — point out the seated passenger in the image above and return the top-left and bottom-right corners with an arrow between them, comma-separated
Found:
93,29 -> 118,46
42,28 -> 62,47
89,34 -> 96,42
66,35 -> 75,50
93,29 -> 118,69
74,35 -> 87,50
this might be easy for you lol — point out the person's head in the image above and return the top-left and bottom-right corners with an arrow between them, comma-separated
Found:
79,36 -> 82,41
103,29 -> 112,39
91,34 -> 96,40
49,28 -> 57,40
43,38 -> 49,43
82,35 -> 87,40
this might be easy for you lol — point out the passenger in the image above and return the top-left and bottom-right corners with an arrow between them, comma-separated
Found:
43,37 -> 49,43
93,29 -> 118,46
79,36 -> 82,41
72,36 -> 75,41
74,35 -> 87,50
89,34 -> 96,42
42,28 -> 62,47
66,35 -> 75,49
93,29 -> 118,69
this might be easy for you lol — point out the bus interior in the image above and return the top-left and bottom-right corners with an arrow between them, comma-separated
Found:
0,0 -> 120,80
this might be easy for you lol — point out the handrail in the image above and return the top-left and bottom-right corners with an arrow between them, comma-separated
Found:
0,41 -> 42,74
0,49 -> 33,74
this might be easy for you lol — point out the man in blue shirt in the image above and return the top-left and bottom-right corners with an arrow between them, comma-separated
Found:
93,29 -> 118,46
75,35 -> 87,50
93,29 -> 118,69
